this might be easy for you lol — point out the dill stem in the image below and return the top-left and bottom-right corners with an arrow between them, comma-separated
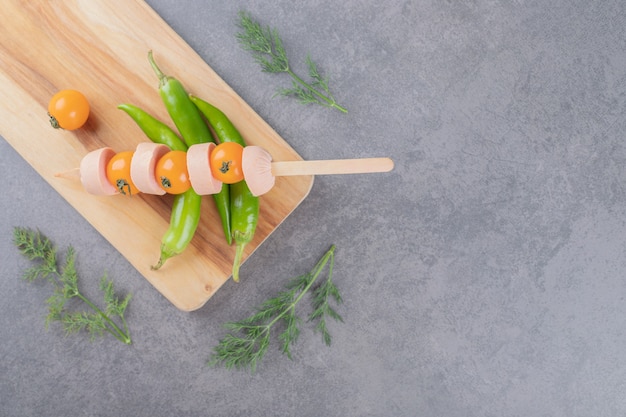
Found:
265,245 -> 336,330
286,69 -> 348,113
75,292 -> 131,345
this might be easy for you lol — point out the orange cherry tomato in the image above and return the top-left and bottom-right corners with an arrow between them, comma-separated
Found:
48,89 -> 90,130
106,151 -> 139,196
210,142 -> 244,184
155,150 -> 191,194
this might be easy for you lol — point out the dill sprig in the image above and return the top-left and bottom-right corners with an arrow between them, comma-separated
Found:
13,227 -> 132,345
209,245 -> 343,372
236,11 -> 348,113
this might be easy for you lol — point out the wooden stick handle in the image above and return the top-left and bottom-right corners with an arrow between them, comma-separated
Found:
271,157 -> 394,176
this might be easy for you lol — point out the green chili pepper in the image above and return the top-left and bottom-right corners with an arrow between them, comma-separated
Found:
148,50 -> 232,245
116,101 -> 199,269
151,188 -> 202,270
229,181 -> 260,282
190,95 -> 259,282
188,95 -> 245,145
117,103 -> 187,152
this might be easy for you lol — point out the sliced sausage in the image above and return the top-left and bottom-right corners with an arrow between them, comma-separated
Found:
241,145 -> 275,197
131,142 -> 170,195
187,142 -> 223,195
79,147 -> 118,196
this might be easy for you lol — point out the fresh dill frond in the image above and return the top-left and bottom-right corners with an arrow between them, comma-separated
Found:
278,307 -> 301,359
13,227 -> 132,345
62,311 -> 107,341
101,276 -> 132,319
237,11 -> 348,113
236,13 -> 288,73
13,227 -> 57,281
309,275 -> 344,346
60,246 -> 79,298
208,245 -> 343,372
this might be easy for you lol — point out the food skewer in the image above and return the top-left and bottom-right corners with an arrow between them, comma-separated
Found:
54,157 -> 393,178
55,143 -> 394,197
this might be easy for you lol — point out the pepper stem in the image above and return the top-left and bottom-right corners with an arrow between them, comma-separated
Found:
151,244 -> 175,270
148,50 -> 168,88
231,242 -> 246,283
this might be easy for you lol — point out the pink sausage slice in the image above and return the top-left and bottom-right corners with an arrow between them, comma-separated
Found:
241,145 -> 275,197
187,143 -> 223,195
131,142 -> 170,195
80,147 -> 118,196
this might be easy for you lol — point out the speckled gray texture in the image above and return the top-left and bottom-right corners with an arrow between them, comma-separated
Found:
2,1 -> 626,416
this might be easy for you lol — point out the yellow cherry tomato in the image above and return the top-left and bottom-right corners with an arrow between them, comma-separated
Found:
155,150 -> 191,194
106,151 -> 139,196
48,89 -> 90,130
210,142 -> 244,184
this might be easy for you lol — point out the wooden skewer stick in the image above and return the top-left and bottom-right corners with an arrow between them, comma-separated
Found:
54,157 -> 394,180
271,157 -> 394,176
54,168 -> 80,179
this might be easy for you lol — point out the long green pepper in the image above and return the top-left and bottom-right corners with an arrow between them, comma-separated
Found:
190,95 -> 260,282
151,187 -> 202,270
117,101 -> 201,269
228,181 -> 259,282
148,51 -> 232,245
189,96 -> 246,145
117,103 -> 187,152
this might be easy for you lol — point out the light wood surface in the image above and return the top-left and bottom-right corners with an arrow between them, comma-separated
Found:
0,0 -> 313,311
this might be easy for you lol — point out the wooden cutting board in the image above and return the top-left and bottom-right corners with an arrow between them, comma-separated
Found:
0,0 -> 313,311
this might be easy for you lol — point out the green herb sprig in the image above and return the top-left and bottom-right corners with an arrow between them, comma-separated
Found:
13,227 -> 132,345
236,11 -> 348,113
209,245 -> 343,372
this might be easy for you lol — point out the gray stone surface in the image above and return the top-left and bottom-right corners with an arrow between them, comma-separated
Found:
2,1 -> 626,416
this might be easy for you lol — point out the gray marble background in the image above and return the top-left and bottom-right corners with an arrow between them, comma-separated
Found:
2,1 -> 626,416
